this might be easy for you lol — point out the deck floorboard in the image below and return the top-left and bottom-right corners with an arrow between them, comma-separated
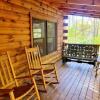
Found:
40,61 -> 100,100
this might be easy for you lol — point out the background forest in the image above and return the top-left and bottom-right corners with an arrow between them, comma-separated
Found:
68,15 -> 100,44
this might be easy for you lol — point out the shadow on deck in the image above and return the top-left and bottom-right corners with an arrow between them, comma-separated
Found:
40,61 -> 100,100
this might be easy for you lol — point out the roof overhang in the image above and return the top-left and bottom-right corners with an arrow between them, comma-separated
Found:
40,0 -> 100,17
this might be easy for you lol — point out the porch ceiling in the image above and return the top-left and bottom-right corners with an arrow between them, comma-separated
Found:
42,0 -> 100,17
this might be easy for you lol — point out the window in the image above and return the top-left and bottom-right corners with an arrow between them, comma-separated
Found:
32,18 -> 57,56
67,15 -> 100,44
47,22 -> 57,53
32,19 -> 46,55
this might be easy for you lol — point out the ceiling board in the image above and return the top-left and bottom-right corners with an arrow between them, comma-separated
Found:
69,0 -> 93,4
42,0 -> 100,17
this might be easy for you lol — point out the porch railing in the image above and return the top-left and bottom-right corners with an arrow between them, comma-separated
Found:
62,43 -> 100,65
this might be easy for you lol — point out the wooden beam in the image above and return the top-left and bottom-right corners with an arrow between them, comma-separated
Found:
67,2 -> 100,7
54,2 -> 100,8
63,10 -> 100,16
44,0 -> 66,3
63,10 -> 100,18
59,7 -> 100,14
42,0 -> 100,7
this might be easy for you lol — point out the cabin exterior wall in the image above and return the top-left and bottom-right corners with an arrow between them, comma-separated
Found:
0,0 -> 63,88
0,0 -> 63,61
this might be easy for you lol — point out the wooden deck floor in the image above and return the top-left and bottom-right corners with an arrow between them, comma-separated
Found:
40,61 -> 100,100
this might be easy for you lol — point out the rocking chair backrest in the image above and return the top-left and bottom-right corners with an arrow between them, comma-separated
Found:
0,52 -> 40,100
0,53 -> 16,89
25,46 -> 42,69
7,48 -> 32,87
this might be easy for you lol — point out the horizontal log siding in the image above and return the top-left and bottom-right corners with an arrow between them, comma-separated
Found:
0,0 -> 63,85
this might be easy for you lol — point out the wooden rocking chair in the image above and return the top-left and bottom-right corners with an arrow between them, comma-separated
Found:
25,46 -> 59,92
0,53 -> 40,100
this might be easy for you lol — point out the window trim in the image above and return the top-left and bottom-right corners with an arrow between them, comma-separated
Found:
29,12 -> 57,56
29,12 -> 33,47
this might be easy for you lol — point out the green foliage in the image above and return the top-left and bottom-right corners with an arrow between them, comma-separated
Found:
67,16 -> 100,44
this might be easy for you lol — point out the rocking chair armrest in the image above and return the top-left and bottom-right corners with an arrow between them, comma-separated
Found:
29,69 -> 41,74
0,89 -> 13,94
29,68 -> 41,70
42,62 -> 55,65
15,75 -> 32,79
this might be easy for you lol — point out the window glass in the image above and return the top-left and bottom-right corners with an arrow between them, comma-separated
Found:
47,22 -> 57,53
47,22 -> 56,37
32,19 -> 57,56
32,19 -> 46,55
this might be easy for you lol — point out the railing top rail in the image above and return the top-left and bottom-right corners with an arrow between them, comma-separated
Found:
64,43 -> 100,46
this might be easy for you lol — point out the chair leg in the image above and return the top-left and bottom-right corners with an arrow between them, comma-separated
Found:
32,78 -> 40,100
53,64 -> 59,83
95,62 -> 99,77
41,70 -> 47,92
95,69 -> 98,77
9,91 -> 15,100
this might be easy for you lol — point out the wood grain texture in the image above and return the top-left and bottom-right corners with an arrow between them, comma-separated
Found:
0,0 -> 63,83
40,61 -> 100,100
0,0 -> 63,50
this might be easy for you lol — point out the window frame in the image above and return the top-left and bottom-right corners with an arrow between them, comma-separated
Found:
30,13 -> 57,56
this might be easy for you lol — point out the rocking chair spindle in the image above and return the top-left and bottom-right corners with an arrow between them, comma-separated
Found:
0,52 -> 40,100
25,46 -> 59,92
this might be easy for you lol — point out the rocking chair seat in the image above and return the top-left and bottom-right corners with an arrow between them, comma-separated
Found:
0,84 -> 34,99
0,89 -> 13,96
14,84 -> 34,98
43,69 -> 54,74
31,68 -> 54,75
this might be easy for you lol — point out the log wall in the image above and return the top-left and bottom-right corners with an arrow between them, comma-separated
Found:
0,0 -> 63,85
0,0 -> 63,51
